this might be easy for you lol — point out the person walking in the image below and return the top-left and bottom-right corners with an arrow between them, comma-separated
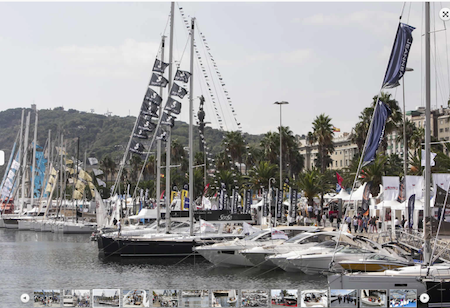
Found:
352,216 -> 358,233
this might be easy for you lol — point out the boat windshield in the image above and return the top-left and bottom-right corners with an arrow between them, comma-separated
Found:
284,233 -> 312,243
366,254 -> 400,261
244,230 -> 268,240
339,247 -> 373,254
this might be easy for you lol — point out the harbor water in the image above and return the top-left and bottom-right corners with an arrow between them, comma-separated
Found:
0,228 -> 327,307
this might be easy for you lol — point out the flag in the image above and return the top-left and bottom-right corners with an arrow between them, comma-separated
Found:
434,185 -> 450,208
156,129 -> 167,142
144,87 -> 163,106
397,177 -> 406,203
382,176 -> 399,201
244,189 -> 252,214
289,188 -> 298,218
75,179 -> 86,191
51,167 -> 57,176
141,101 -> 159,118
333,127 -> 341,132
243,222 -> 258,235
174,69 -> 192,83
73,189 -> 83,200
262,190 -> 269,217
421,150 -> 437,167
362,101 -> 391,166
164,97 -> 182,115
181,189 -> 188,210
7,170 -> 14,180
152,58 -> 169,74
276,188 -> 283,218
336,172 -> 344,188
203,183 -> 210,196
65,158 -> 73,165
170,82 -> 188,99
160,112 -> 175,127
408,194 -> 415,229
133,128 -> 148,139
138,117 -> 156,132
336,183 -> 341,193
149,73 -> 169,88
271,228 -> 288,240
96,178 -> 106,188
433,173 -> 450,202
361,182 -> 372,212
129,140 -> 145,155
79,169 -> 92,182
11,159 -> 20,170
88,157 -> 99,165
200,219 -> 216,233
382,23 -> 415,89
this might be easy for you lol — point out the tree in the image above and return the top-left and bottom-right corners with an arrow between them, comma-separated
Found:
297,168 -> 321,209
249,161 -> 278,189
311,114 -> 334,174
260,132 -> 278,164
222,131 -> 246,169
361,155 -> 387,196
129,155 -> 143,182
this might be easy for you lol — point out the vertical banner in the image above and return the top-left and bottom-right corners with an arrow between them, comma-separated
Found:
382,176 -> 400,201
233,189 -> 239,214
361,182 -> 372,213
405,175 -> 423,201
338,198 -> 343,220
397,177 -> 406,203
408,194 -> 415,229
362,102 -> 391,166
262,189 -> 268,217
244,189 -> 252,214
231,189 -> 236,214
181,190 -> 188,210
289,188 -> 298,218
218,183 -> 226,210
276,188 -> 283,219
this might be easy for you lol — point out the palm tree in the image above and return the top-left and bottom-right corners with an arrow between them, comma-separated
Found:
100,155 -> 115,183
311,114 -> 334,174
248,161 -> 278,189
129,155 -> 143,182
361,155 -> 387,196
144,155 -> 156,180
222,131 -> 246,169
260,132 -> 278,164
297,168 -> 321,209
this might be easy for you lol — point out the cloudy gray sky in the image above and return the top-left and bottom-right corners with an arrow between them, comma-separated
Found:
1,1 -> 449,137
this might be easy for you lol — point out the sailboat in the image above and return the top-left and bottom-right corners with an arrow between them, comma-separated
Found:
328,4 -> 450,305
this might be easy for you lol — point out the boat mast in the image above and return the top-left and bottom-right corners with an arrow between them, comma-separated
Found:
30,109 -> 38,210
424,1 -> 431,266
157,35 -> 166,232
21,112 -> 31,213
189,17 -> 195,236
165,1 -> 175,233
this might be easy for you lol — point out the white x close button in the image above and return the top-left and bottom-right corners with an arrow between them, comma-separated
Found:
440,8 -> 450,21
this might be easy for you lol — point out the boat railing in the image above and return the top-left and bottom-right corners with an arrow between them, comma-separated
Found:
395,230 -> 450,263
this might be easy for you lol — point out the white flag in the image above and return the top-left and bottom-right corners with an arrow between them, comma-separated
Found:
271,228 -> 289,240
243,222 -> 259,235
7,170 -> 15,180
200,219 -> 216,233
93,168 -> 104,176
88,157 -> 99,165
96,178 -> 106,188
382,176 -> 399,201
421,150 -> 437,167
11,160 -> 20,170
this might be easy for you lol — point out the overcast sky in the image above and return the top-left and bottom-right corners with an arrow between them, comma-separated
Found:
1,1 -> 450,138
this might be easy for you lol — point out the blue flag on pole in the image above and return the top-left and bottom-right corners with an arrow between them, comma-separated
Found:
363,101 -> 391,166
382,23 -> 415,89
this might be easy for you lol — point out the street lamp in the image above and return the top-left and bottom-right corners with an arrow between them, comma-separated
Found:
274,101 -> 289,205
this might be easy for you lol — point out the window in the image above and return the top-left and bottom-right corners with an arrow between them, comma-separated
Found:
446,128 -> 449,132
340,160 -> 342,167
447,137 -> 450,141
440,128 -> 444,133
441,120 -> 444,125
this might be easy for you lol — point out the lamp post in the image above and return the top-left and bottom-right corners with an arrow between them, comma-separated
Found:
403,67 -> 414,178
274,101 -> 289,190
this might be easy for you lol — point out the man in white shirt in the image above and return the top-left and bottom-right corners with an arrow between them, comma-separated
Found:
394,217 -> 400,229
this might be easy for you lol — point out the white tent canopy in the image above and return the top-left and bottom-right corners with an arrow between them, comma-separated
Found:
128,208 -> 165,220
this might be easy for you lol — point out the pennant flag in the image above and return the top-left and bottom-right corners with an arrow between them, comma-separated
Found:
129,140 -> 145,155
382,23 -> 415,89
65,158 -> 73,165
79,169 -> 92,182
421,150 -> 437,167
51,167 -> 57,176
73,189 -> 83,200
97,178 -> 106,188
7,170 -> 14,180
362,101 -> 391,166
133,128 -> 148,139
75,179 -> 85,191
141,101 -> 159,118
144,87 -> 163,106
160,112 -> 176,127
174,69 -> 192,83
200,219 -> 216,233
152,58 -> 169,74
203,183 -> 210,196
336,172 -> 344,188
138,117 -> 156,132
164,97 -> 182,115
88,157 -> 98,165
271,229 -> 288,240
11,160 -> 20,170
149,73 -> 169,88
170,82 -> 188,99
435,185 -> 450,208
156,129 -> 167,142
